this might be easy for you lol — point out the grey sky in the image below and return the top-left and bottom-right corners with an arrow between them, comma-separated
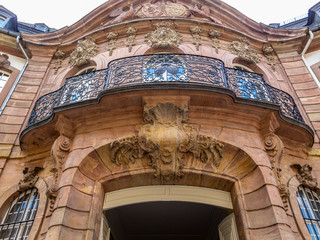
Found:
1,0 -> 319,29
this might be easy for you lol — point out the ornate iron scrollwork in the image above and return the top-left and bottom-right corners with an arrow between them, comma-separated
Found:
25,54 -> 305,129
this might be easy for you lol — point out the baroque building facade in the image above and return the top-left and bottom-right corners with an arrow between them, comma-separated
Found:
1,0 -> 320,239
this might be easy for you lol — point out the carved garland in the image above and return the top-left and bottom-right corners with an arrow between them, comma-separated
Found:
190,25 -> 202,51
126,27 -> 137,52
106,31 -> 119,56
208,29 -> 221,53
262,44 -> 276,71
53,49 -> 66,74
110,103 -> 224,182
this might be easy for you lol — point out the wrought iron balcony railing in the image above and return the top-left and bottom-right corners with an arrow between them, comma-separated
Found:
26,54 -> 304,130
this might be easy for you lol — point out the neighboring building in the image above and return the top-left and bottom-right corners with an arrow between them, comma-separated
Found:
1,1 -> 320,239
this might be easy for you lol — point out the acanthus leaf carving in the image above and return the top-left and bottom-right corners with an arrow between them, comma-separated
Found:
145,22 -> 182,49
292,164 -> 318,189
110,102 -> 224,182
69,37 -> 98,68
18,166 -> 43,191
229,37 -> 260,64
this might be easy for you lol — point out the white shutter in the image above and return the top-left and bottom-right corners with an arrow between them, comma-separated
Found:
218,213 -> 239,240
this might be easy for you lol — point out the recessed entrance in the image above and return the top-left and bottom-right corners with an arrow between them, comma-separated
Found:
106,201 -> 229,240
101,186 -> 239,240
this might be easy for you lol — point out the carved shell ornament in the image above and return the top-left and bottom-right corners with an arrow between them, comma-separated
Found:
145,22 -> 182,48
110,103 -> 224,182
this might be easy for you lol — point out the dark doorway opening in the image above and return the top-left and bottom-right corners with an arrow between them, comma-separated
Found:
105,201 -> 229,240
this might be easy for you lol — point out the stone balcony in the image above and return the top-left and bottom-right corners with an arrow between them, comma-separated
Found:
21,54 -> 311,141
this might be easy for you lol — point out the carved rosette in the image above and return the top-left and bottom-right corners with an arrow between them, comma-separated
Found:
292,164 -> 318,189
126,27 -> 137,52
53,49 -> 66,74
110,103 -> 224,182
229,37 -> 260,64
190,25 -> 202,51
18,167 -> 43,191
69,37 -> 98,67
106,31 -> 119,56
0,54 -> 10,68
262,45 -> 276,71
208,29 -> 221,53
145,22 -> 182,49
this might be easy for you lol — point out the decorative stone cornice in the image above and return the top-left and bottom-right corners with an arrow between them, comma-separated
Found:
69,37 -> 98,68
145,22 -> 182,49
0,54 -> 10,68
229,37 -> 260,64
110,102 -> 224,182
18,167 -> 43,191
292,164 -> 318,189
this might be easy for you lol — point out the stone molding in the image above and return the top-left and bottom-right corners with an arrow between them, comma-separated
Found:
110,102 -> 224,182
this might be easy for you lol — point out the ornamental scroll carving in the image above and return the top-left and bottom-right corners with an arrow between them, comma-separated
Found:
229,37 -> 260,64
18,167 -> 43,191
292,164 -> 318,189
110,103 -> 224,182
69,37 -> 98,68
47,116 -> 73,214
145,22 -> 182,49
264,132 -> 289,210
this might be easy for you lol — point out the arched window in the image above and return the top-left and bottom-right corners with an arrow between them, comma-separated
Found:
0,188 -> 39,240
297,186 -> 320,239
75,66 -> 96,76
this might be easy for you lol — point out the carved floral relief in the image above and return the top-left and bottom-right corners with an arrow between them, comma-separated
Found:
229,37 -> 260,64
69,37 -> 98,68
126,27 -> 137,52
145,22 -> 182,49
110,103 -> 224,182
53,49 -> 66,74
208,29 -> 221,53
262,44 -> 276,71
190,25 -> 202,51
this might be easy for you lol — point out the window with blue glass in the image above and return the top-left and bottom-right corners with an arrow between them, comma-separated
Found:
143,55 -> 188,82
0,188 -> 39,240
297,186 -> 320,240
0,16 -> 6,27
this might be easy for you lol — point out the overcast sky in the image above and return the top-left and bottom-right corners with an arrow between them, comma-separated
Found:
1,0 -> 319,29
